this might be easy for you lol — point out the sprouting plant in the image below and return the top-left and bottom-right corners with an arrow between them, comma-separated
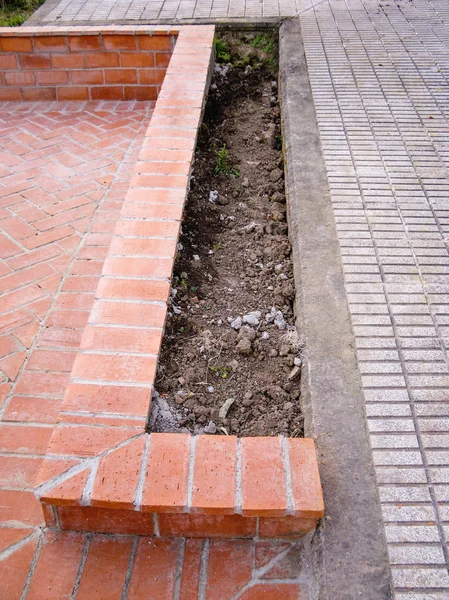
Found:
214,145 -> 240,177
214,38 -> 231,63
209,365 -> 232,379
213,243 -> 221,252
250,33 -> 275,54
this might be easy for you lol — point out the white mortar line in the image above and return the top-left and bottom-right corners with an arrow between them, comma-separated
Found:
20,530 -> 44,600
172,538 -> 186,600
70,534 -> 91,600
197,539 -> 210,600
80,458 -> 99,506
235,437 -> 242,515
134,434 -> 150,511
281,436 -> 295,516
121,537 -> 138,600
152,513 -> 160,537
186,435 -> 197,512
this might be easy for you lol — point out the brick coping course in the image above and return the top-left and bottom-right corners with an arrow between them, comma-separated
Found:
0,23 -> 324,536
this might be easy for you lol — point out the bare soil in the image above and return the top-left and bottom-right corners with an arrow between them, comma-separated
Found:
152,33 -> 304,437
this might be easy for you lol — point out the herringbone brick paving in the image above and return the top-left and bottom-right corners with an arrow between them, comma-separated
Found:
0,99 -> 307,598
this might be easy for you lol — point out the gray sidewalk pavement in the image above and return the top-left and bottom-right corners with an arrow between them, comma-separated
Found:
27,0 -> 449,597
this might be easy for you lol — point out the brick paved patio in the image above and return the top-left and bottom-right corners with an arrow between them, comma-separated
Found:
1,0 -> 449,596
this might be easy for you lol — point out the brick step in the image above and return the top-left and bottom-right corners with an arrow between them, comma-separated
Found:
36,433 -> 324,538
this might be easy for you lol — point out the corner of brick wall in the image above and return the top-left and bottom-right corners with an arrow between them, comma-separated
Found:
31,24 -> 324,538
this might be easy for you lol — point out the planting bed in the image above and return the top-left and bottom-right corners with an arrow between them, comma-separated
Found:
154,33 -> 303,438
0,24 -> 324,537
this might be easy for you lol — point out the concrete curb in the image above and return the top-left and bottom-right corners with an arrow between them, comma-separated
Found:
279,17 -> 392,600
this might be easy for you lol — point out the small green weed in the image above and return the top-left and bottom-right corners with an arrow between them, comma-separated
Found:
214,145 -> 240,177
250,33 -> 275,54
0,0 -> 43,26
209,365 -> 232,379
214,38 -> 231,63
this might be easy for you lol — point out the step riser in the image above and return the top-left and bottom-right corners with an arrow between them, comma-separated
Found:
44,504 -> 318,539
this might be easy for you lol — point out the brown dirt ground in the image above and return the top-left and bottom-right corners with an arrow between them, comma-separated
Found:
152,33 -> 304,437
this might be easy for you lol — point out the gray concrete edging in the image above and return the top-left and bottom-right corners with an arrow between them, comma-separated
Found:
280,17 -> 392,600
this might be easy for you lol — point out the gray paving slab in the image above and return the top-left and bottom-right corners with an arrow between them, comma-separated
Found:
298,0 -> 449,597
24,0 -> 449,596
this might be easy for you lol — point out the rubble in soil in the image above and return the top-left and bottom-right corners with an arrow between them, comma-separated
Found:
151,33 -> 304,437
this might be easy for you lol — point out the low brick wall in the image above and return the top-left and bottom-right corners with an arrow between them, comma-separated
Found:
0,26 -> 177,101
30,24 -> 325,537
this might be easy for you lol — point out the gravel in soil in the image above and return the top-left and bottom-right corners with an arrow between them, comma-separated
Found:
151,33 -> 304,437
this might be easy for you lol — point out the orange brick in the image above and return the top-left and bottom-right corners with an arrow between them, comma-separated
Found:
138,147 -> 192,162
103,34 -> 136,50
109,237 -> 176,257
85,52 -> 119,68
0,424 -> 52,455
47,424 -> 138,458
3,396 -> 61,424
96,278 -> 170,303
37,70 -> 69,85
134,159 -> 190,175
62,382 -> 151,417
57,505 -> 155,535
35,458 -> 81,488
157,513 -> 257,538
23,88 -> 57,101
0,528 -> 32,553
71,353 -> 156,385
40,469 -> 89,506
142,433 -> 190,512
15,371 -> 69,397
191,436 -> 237,515
68,35 -> 101,51
0,54 -> 17,69
0,37 -> 32,52
26,531 -> 85,600
155,52 -> 171,68
128,538 -> 181,600
0,535 -> 38,600
34,36 -> 68,52
91,85 -> 124,100
0,490 -> 44,526
0,455 -> 42,489
115,218 -> 180,238
4,71 -> 35,86
90,296 -> 167,327
258,516 -> 318,538
120,202 -> 183,220
139,35 -> 172,51
75,536 -> 133,599
27,349 -> 75,372
57,86 -> 89,101
206,540 -> 252,599
18,53 -> 51,69
241,437 -> 287,517
104,68 -> 137,84
124,86 -> 158,101
139,68 -> 166,85
52,53 -> 84,69
91,437 -> 146,509
71,69 -> 104,85
121,52 -> 155,67
288,439 -> 324,518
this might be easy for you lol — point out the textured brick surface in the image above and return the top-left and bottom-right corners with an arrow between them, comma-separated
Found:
0,27 -> 175,101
